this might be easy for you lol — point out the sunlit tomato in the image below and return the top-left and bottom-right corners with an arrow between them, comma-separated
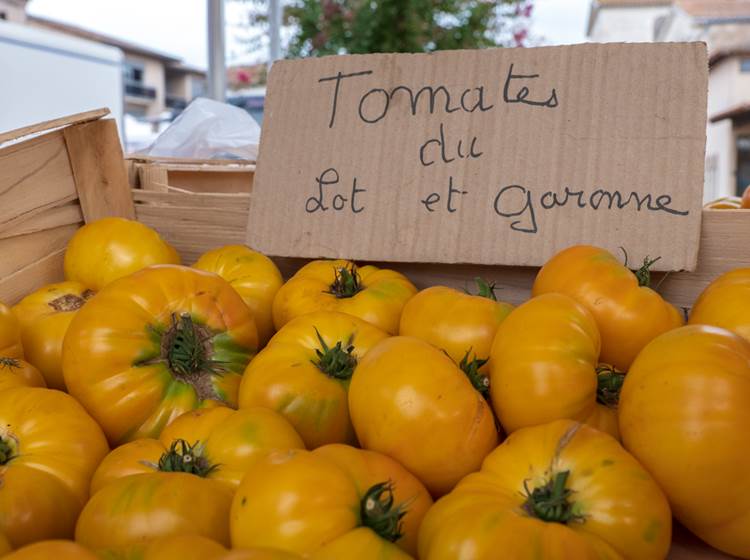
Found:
272,260 -> 416,334
194,245 -> 283,347
398,280 -> 513,368
64,217 -> 180,291
90,406 -> 304,493
419,420 -> 672,560
1,540 -> 98,560
689,268 -> 750,342
63,265 -> 257,445
140,534 -> 227,560
0,388 -> 108,547
239,311 -> 389,448
742,186 -> 750,209
489,294 -> 623,439
349,336 -> 498,496
0,357 -> 45,391
231,447 -> 428,556
704,196 -> 742,209
311,527 -> 414,559
0,301 -> 22,358
12,282 -> 93,390
218,549 -> 302,560
0,532 -> 10,556
619,325 -> 750,558
533,245 -> 683,371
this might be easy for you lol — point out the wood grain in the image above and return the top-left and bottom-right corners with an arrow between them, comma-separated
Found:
0,249 -> 66,305
0,107 -> 109,146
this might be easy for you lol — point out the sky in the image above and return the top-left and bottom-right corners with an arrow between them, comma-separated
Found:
26,0 -> 591,69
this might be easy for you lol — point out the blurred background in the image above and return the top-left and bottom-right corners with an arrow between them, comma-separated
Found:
0,0 -> 747,202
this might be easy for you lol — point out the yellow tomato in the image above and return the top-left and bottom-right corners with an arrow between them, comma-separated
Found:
419,420 -> 671,560
63,265 -> 257,445
272,260 -> 416,334
0,532 -> 10,556
0,302 -> 22,359
1,540 -> 97,560
12,282 -> 93,390
689,268 -> 750,342
218,549 -> 303,560
194,245 -> 283,346
311,527 -> 414,559
0,358 -> 45,391
140,534 -> 227,560
619,325 -> 750,558
238,311 -> 389,448
231,447 -> 429,556
704,196 -> 743,209
90,406 -> 304,493
399,280 -> 513,369
533,245 -> 683,371
349,336 -> 498,496
0,388 -> 108,547
490,294 -> 622,439
64,217 -> 180,291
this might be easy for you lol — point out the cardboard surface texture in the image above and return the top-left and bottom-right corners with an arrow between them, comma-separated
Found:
248,43 -> 708,271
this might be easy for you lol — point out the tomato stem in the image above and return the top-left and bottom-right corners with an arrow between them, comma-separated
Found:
635,256 -> 661,288
596,365 -> 625,408
327,265 -> 363,298
522,470 -> 583,524
457,350 -> 490,399
472,278 -> 498,301
360,481 -> 407,543
311,328 -> 357,380
0,357 -> 20,370
0,435 -> 17,465
158,439 -> 219,477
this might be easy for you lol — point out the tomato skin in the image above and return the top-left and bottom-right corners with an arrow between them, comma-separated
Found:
194,245 -> 283,346
418,420 -> 671,560
218,549 -> 303,560
742,185 -> 750,209
705,196 -> 743,209
689,268 -> 750,342
0,532 -> 10,555
272,260 -> 417,334
0,358 -> 46,391
238,311 -> 389,448
0,301 -> 22,359
231,447 -> 428,555
0,388 -> 109,547
64,217 -> 180,291
619,325 -> 750,558
489,293 -> 619,437
532,245 -> 683,371
349,336 -> 498,497
76,472 -> 233,555
62,265 -> 258,445
141,534 -> 227,560
311,527 -> 414,560
399,286 -> 513,367
12,282 -> 92,390
1,540 -> 98,560
90,406 -> 304,493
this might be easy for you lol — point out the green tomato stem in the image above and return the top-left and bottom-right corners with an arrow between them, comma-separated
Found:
360,481 -> 407,543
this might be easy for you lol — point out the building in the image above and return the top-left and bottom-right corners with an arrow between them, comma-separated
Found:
588,0 -> 750,201
1,0 -> 207,119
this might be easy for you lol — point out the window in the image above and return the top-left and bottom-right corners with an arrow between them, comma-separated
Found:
191,78 -> 207,99
0,12 -> 7,20
741,58 -> 750,73
736,136 -> 750,195
123,61 -> 144,84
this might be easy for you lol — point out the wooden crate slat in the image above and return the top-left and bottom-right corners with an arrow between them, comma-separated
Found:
0,248 -> 66,305
0,108 -> 110,146
0,223 -> 77,278
132,189 -> 250,209
0,202 -> 83,240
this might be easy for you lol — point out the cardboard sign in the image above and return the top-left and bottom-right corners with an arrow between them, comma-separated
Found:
247,43 -> 708,270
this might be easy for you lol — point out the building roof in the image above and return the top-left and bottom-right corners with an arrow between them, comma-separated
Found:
28,14 -> 181,63
166,63 -> 207,77
677,0 -> 750,19
710,102 -> 750,123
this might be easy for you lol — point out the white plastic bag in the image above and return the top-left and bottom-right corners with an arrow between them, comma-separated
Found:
138,97 -> 261,161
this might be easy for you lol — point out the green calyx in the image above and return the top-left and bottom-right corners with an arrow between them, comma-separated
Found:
0,435 -> 17,465
522,470 -> 583,524
458,350 -> 490,398
635,256 -> 662,288
327,265 -> 363,298
596,365 -> 625,408
472,277 -> 498,301
311,328 -> 357,380
0,357 -> 20,370
360,481 -> 407,543
162,313 -> 226,378
158,439 -> 218,477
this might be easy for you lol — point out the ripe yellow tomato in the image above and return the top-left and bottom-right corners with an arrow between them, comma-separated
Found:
231,447 -> 428,556
218,549 -> 303,560
140,534 -> 227,560
272,260 -> 416,334
12,281 -> 93,390
90,406 -> 304,493
0,357 -> 45,391
0,532 -> 10,556
398,280 -> 513,368
238,311 -> 389,448
63,265 -> 258,444
619,325 -> 750,558
705,196 -> 743,209
419,419 -> 672,560
0,388 -> 108,547
349,336 -> 498,496
311,527 -> 414,559
0,301 -> 22,359
533,245 -> 683,371
1,540 -> 98,560
689,268 -> 750,342
743,186 -> 750,209
194,245 -> 283,347
64,217 -> 180,291
489,293 -> 622,439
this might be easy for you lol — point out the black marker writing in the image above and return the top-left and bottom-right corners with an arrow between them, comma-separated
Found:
319,70 -> 374,128
306,168 -> 367,213
419,123 -> 483,167
503,64 -> 559,108
421,176 -> 468,213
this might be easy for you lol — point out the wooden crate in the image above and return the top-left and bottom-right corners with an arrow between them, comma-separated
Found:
0,108 -> 135,304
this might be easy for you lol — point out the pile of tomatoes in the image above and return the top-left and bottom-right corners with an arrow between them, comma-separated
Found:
1,217 -> 749,560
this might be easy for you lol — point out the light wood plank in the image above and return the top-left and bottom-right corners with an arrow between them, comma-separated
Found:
132,189 -> 250,210
0,202 -> 83,240
0,224 -> 76,279
0,249 -> 66,305
138,164 -> 170,192
0,108 -> 109,146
